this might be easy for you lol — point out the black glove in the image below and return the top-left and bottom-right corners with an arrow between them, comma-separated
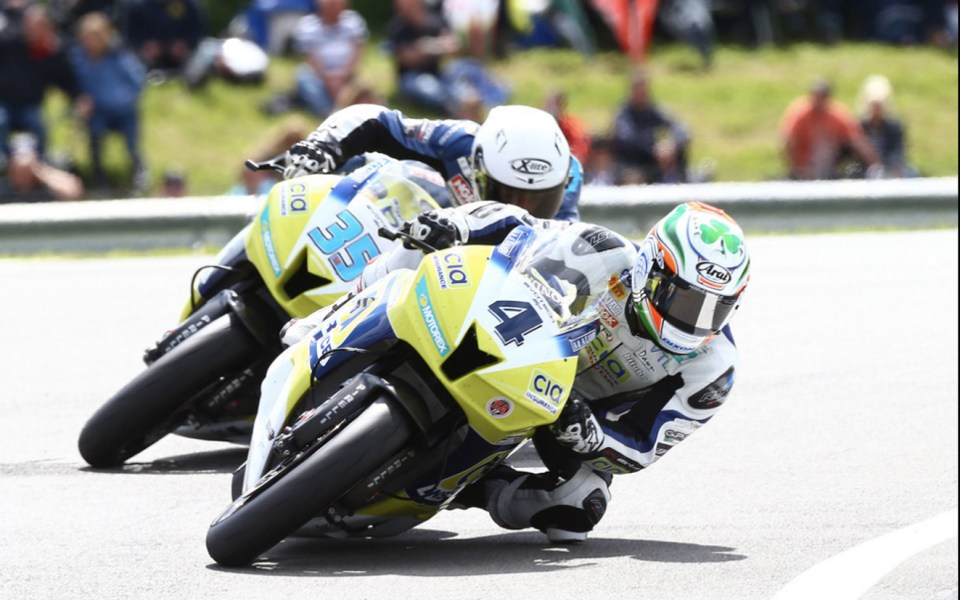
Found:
550,397 -> 605,454
283,138 -> 339,180
399,211 -> 468,250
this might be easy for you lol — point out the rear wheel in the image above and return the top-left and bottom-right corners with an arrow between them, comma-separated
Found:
78,313 -> 265,468
206,397 -> 413,567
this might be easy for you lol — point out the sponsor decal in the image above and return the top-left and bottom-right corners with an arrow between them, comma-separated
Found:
661,335 -> 695,355
663,429 -> 687,443
432,252 -> 471,290
567,329 -> 595,353
510,158 -> 553,175
259,209 -> 282,277
413,484 -> 455,504
688,366 -> 734,409
589,459 -> 630,475
602,357 -> 631,384
494,433 -> 529,446
416,277 -> 450,357
581,227 -> 625,253
655,443 -> 672,457
600,294 -> 624,316
437,126 -> 459,146
632,348 -> 656,373
279,182 -> 310,217
449,174 -> 474,205
417,121 -> 437,142
525,369 -> 565,408
486,397 -> 514,418
697,261 -> 732,289
586,335 -> 612,364
608,276 -> 629,302
598,447 -> 643,472
599,306 -> 621,330
620,351 -> 645,376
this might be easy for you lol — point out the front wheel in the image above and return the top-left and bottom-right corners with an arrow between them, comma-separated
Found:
206,397 -> 413,567
78,313 -> 265,468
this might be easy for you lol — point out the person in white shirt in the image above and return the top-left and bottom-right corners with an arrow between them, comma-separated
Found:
293,0 -> 368,117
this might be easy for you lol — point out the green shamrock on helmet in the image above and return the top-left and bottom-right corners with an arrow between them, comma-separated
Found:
700,220 -> 743,255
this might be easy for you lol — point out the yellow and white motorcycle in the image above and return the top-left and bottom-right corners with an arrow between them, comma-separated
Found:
206,225 -> 604,566
78,156 -> 440,467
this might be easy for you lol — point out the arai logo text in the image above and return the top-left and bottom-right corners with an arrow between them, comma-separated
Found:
697,262 -> 732,288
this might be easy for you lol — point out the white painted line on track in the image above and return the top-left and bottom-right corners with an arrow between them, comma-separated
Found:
772,508 -> 959,600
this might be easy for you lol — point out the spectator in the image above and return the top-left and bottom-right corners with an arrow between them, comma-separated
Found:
126,0 -> 205,74
70,12 -> 148,191
440,0 -> 499,60
0,4 -> 82,160
857,74 -> 916,178
611,69 -> 690,184
241,0 -> 312,55
781,78 -> 880,180
292,0 -> 368,118
545,90 -> 592,165
388,0 -> 462,114
584,136 -> 616,187
1,132 -> 84,201
54,0 -> 124,33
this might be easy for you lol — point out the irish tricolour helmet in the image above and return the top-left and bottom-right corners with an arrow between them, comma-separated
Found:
631,202 -> 750,355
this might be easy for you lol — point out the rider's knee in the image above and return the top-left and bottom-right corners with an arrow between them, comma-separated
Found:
485,464 -> 611,535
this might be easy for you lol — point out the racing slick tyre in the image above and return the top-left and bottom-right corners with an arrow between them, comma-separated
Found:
206,397 -> 413,567
78,313 -> 264,468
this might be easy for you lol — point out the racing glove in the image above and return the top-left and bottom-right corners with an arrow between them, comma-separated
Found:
399,211 -> 469,250
551,397 -> 605,455
283,137 -> 340,180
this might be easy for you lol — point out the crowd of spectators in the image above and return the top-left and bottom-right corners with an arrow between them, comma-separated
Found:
0,0 -> 954,202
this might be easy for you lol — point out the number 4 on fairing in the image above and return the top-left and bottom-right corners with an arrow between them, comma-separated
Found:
489,300 -> 543,347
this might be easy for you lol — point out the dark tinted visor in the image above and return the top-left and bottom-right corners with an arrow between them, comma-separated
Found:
485,178 -> 565,219
647,269 -> 739,336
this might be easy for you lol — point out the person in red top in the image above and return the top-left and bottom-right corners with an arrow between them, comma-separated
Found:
545,91 -> 592,165
781,79 -> 880,180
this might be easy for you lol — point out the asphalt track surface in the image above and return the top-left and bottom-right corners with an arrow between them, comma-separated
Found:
1,229 -> 957,600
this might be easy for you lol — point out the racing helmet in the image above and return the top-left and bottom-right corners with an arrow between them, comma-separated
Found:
469,105 -> 571,219
630,202 -> 750,355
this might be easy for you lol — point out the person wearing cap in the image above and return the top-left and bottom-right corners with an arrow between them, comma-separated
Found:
780,78 -> 881,180
857,74 -> 916,179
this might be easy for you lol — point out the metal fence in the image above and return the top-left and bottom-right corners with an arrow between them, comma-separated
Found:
0,177 -> 956,255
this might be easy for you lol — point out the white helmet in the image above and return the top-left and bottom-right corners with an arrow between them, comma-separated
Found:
470,105 -> 572,218
630,202 -> 751,355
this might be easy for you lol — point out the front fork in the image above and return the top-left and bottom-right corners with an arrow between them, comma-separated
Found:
144,289 -> 284,365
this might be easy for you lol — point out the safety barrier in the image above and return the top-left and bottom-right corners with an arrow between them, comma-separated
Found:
0,177 -> 956,255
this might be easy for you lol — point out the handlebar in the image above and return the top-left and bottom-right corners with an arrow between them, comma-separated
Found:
244,153 -> 287,174
377,227 -> 438,255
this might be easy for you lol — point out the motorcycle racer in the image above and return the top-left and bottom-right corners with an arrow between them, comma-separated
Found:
280,103 -> 583,221
284,199 -> 751,544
